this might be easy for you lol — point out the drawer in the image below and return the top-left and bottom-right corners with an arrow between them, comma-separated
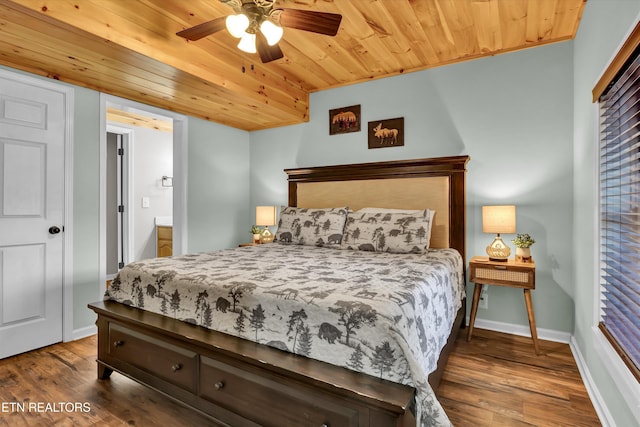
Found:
470,263 -> 535,288
199,356 -> 360,427
109,324 -> 197,392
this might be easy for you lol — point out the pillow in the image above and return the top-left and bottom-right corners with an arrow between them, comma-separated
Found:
275,206 -> 348,247
341,208 -> 435,253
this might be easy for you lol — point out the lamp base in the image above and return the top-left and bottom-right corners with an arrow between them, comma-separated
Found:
260,227 -> 274,244
486,234 -> 510,262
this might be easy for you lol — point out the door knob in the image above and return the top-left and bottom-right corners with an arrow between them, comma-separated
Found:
48,226 -> 61,235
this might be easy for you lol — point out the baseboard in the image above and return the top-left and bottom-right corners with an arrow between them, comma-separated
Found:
569,336 -> 612,427
69,325 -> 97,341
467,317 -> 572,343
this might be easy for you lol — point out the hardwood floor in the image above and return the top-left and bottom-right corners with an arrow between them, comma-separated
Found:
0,336 -> 219,427
0,328 -> 600,426
437,328 -> 601,426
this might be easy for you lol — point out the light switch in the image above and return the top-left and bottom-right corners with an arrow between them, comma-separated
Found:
142,197 -> 150,208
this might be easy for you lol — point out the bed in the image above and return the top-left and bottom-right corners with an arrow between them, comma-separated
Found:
89,155 -> 469,427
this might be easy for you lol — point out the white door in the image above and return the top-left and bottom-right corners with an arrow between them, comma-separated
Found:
0,74 -> 66,359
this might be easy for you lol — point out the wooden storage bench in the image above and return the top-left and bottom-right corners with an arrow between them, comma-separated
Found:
89,300 -> 416,427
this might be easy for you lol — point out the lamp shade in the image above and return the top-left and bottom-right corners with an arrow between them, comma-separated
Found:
260,20 -> 283,46
256,206 -> 276,227
225,14 -> 249,38
482,205 -> 516,234
237,31 -> 257,53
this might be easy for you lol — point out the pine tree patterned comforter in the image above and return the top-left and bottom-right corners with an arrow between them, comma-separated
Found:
105,243 -> 464,426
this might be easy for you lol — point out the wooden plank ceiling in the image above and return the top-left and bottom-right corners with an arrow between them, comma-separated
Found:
106,107 -> 173,133
0,0 -> 585,131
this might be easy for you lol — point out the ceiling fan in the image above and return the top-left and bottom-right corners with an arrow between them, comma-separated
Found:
176,0 -> 343,63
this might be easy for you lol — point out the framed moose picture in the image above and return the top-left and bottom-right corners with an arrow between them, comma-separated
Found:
367,117 -> 404,149
329,104 -> 361,135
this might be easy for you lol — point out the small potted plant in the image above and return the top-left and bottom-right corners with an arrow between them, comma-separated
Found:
251,225 -> 262,244
512,233 -> 535,263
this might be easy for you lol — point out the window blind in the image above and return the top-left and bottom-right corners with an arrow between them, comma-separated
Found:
598,46 -> 640,383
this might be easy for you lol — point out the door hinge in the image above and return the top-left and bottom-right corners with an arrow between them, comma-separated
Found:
117,148 -> 124,156
118,205 -> 124,213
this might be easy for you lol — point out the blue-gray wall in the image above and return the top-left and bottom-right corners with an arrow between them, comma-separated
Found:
72,86 -> 101,331
251,41 -> 575,335
573,1 -> 640,425
187,116 -> 250,252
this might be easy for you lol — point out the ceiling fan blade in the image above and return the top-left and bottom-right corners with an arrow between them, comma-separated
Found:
256,32 -> 284,63
176,16 -> 227,41
278,9 -> 342,36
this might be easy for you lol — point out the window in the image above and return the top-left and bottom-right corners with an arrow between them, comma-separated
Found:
597,41 -> 640,383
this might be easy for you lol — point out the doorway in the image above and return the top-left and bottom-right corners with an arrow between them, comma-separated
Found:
99,94 -> 188,297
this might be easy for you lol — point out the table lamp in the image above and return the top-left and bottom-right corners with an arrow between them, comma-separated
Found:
256,205 -> 276,243
482,205 -> 516,262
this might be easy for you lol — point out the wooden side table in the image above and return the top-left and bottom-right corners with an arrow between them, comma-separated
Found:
467,256 -> 540,355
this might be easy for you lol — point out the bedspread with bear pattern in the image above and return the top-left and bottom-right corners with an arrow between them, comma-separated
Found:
105,243 -> 464,427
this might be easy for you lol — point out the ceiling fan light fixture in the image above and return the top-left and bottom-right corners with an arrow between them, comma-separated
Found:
260,20 -> 283,46
176,2 -> 343,64
237,31 -> 257,53
225,14 -> 250,38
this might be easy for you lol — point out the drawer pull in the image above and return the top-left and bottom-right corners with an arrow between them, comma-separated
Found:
493,265 -> 507,270
113,340 -> 124,348
171,364 -> 182,372
214,381 -> 224,390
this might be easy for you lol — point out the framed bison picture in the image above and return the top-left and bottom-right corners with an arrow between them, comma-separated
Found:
367,117 -> 404,149
329,104 -> 361,135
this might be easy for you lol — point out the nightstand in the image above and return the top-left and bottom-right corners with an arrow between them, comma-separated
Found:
467,256 -> 539,355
